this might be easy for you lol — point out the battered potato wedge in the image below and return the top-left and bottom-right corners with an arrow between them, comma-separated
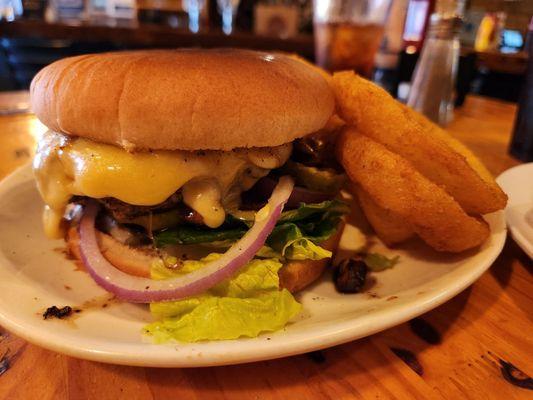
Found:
332,71 -> 507,215
405,105 -> 506,205
353,185 -> 414,245
337,129 -> 490,252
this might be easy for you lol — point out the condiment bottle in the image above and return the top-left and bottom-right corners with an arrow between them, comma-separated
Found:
407,0 -> 464,126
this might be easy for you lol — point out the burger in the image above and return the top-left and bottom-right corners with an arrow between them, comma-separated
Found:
30,49 -> 348,342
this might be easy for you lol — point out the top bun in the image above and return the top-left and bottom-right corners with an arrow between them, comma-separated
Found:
30,49 -> 335,151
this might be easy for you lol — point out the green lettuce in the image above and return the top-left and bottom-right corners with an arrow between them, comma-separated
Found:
283,238 -> 332,260
364,253 -> 400,272
153,200 -> 349,261
144,254 -> 301,343
154,225 -> 246,247
264,200 -> 348,260
278,200 -> 350,223
266,223 -> 332,260
146,292 -> 300,343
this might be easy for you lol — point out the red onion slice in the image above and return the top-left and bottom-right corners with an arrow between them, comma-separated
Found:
78,176 -> 294,303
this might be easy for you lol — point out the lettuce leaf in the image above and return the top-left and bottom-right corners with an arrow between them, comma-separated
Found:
145,291 -> 300,343
282,238 -> 332,260
264,200 -> 347,260
154,225 -> 246,247
364,253 -> 400,272
278,200 -> 350,223
154,200 -> 349,262
266,223 -> 332,260
144,254 -> 301,343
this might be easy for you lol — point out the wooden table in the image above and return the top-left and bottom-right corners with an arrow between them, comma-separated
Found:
0,95 -> 531,399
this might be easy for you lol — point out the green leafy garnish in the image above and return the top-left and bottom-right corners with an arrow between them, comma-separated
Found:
154,225 -> 246,247
282,238 -> 332,260
277,200 -> 350,223
364,253 -> 400,272
267,223 -> 332,260
154,200 -> 350,261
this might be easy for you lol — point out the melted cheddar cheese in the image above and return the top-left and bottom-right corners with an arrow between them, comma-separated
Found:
34,131 -> 292,238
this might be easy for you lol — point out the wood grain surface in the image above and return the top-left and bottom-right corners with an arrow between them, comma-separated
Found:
0,95 -> 531,399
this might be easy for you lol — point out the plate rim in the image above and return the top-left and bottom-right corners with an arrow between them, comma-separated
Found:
0,163 -> 507,367
496,163 -> 533,259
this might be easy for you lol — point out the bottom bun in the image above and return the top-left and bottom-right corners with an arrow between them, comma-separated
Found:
66,221 -> 344,294
278,222 -> 344,292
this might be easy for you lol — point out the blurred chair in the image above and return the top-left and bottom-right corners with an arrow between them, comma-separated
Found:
0,37 -> 75,89
0,38 -> 125,90
0,50 -> 17,90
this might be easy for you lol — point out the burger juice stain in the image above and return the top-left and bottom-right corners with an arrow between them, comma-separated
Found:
390,347 -> 423,376
409,318 -> 442,345
499,359 -> 533,390
480,351 -> 532,390
0,352 -> 9,376
53,246 -> 76,260
0,330 -> 27,377
42,305 -> 73,320
41,295 -> 118,323
75,295 -> 118,312
386,317 -> 442,376
307,350 -> 326,364
14,148 -> 30,159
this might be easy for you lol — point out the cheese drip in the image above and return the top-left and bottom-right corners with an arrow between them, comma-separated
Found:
33,131 -> 292,238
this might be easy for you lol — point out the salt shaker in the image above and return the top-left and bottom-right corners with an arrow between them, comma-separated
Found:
407,0 -> 464,126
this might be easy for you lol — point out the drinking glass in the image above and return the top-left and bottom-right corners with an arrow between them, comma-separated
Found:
313,0 -> 392,77
217,0 -> 241,35
0,0 -> 22,21
183,0 -> 206,33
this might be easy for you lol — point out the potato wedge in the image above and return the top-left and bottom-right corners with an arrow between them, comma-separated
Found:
404,104 -> 506,203
337,128 -> 490,252
332,71 -> 507,215
353,185 -> 414,245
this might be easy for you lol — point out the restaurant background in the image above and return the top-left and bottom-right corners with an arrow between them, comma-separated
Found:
0,0 -> 530,106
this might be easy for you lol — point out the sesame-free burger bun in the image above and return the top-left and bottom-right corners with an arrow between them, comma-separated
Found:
30,49 -> 335,151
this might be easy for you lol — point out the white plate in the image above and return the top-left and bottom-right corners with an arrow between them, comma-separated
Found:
497,163 -> 533,259
0,164 -> 506,367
